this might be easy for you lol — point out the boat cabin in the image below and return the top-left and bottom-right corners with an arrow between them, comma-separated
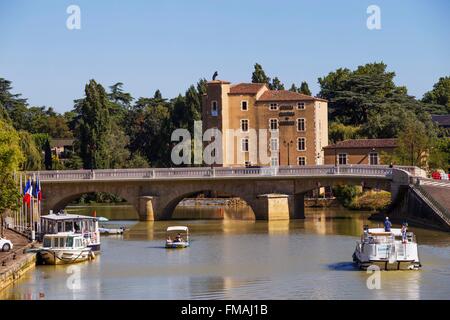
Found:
39,212 -> 101,251
42,233 -> 87,249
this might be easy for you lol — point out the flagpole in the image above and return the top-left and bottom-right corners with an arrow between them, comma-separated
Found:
19,173 -> 23,232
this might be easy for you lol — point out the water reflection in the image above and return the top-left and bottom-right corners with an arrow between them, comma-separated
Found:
3,207 -> 450,300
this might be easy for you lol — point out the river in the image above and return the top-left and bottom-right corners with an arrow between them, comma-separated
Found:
2,206 -> 450,300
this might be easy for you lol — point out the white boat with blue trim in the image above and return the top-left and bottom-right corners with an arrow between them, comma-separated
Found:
353,227 -> 421,270
38,233 -> 95,265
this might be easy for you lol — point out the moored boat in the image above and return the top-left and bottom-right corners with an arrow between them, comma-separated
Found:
353,226 -> 421,270
40,212 -> 101,252
38,233 -> 95,265
99,226 -> 126,235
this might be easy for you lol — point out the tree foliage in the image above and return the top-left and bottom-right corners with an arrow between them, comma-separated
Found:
422,76 -> 450,114
251,63 -> 270,84
300,81 -> 311,95
0,119 -> 23,212
74,80 -> 112,169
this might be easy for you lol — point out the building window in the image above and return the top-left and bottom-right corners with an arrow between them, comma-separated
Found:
297,118 -> 306,131
271,156 -> 279,166
240,119 -> 249,132
269,103 -> 278,110
297,102 -> 305,110
270,138 -> 279,151
241,138 -> 249,152
241,100 -> 248,111
269,118 -> 278,131
369,152 -> 379,165
211,101 -> 218,116
338,153 -> 347,165
298,157 -> 306,166
297,137 -> 306,151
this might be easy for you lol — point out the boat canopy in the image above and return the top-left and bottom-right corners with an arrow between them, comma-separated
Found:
41,213 -> 97,221
167,226 -> 189,232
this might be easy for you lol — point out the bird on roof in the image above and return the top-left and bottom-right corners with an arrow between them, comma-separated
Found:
212,71 -> 218,80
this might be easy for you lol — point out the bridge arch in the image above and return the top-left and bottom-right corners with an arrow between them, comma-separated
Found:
158,189 -> 257,220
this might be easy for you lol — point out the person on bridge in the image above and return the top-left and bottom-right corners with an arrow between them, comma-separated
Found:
384,217 -> 392,232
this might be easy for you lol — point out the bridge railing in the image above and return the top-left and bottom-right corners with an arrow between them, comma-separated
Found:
28,164 -> 423,182
416,177 -> 450,189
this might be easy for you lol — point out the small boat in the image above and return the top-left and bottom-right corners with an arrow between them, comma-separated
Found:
99,226 -> 126,235
97,217 -> 109,222
37,233 -> 95,265
353,227 -> 421,270
165,226 -> 190,249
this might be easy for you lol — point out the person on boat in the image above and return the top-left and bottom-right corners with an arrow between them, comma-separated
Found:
401,222 -> 408,243
384,217 -> 392,232
174,233 -> 182,243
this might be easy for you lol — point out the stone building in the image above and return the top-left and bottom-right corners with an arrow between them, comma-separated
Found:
323,138 -> 398,165
201,80 -> 328,167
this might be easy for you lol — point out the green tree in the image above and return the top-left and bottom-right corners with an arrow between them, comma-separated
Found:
318,63 -> 400,125
329,122 -> 362,143
153,89 -> 163,100
389,119 -> 438,169
299,81 -> 312,95
0,119 -> 24,213
126,152 -> 150,168
0,78 -> 28,131
422,76 -> 450,113
75,80 -> 112,169
269,77 -> 284,90
109,82 -> 133,108
105,123 -> 130,169
18,131 -> 42,170
126,93 -> 172,166
251,63 -> 270,84
289,84 -> 298,92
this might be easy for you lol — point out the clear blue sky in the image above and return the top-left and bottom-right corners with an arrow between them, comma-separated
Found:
0,0 -> 449,113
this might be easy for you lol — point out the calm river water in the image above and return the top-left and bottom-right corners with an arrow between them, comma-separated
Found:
2,206 -> 450,300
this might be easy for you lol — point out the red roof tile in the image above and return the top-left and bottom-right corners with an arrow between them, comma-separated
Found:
257,90 -> 327,102
324,139 -> 398,149
229,83 -> 267,94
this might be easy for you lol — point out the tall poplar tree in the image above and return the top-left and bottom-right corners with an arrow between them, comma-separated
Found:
76,80 -> 111,169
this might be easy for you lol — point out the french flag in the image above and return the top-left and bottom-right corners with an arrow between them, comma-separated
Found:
33,177 -> 42,201
23,178 -> 33,206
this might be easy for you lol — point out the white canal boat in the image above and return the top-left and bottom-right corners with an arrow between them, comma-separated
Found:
353,227 -> 421,270
40,212 -> 101,252
165,226 -> 190,248
38,233 -> 95,265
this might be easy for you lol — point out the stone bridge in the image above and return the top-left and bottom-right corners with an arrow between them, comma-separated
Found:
31,165 -> 422,221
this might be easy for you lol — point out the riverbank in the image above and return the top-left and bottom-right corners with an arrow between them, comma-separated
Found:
0,229 -> 36,292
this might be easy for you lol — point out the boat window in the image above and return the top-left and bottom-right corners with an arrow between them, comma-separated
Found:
57,222 -> 64,232
59,237 -> 66,248
66,237 -> 74,248
74,222 -> 81,233
65,221 -> 73,232
43,238 -> 52,248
